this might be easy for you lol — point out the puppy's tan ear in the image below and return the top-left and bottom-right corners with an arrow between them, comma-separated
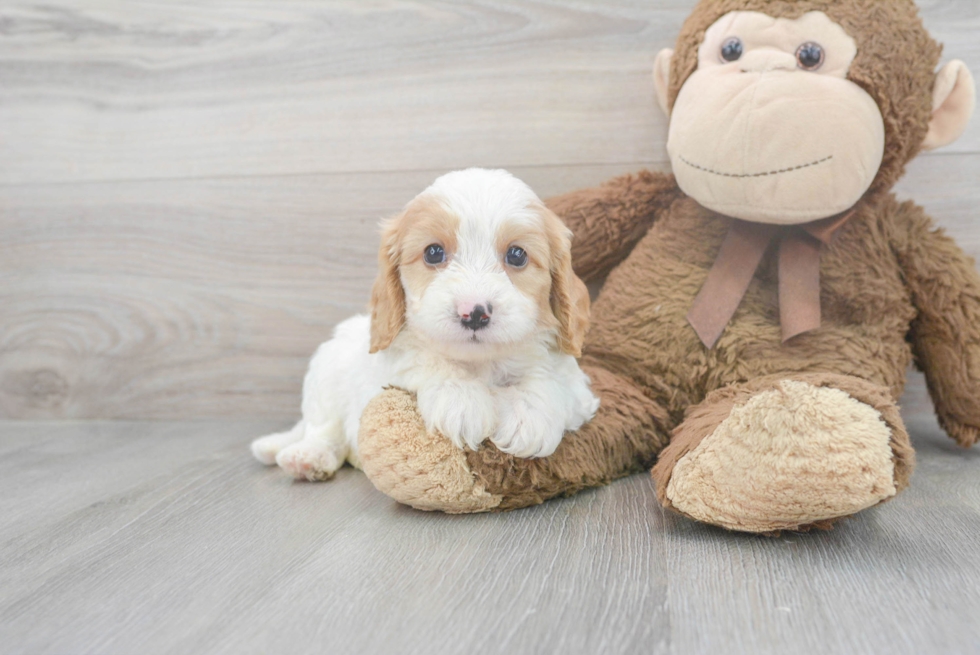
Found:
542,206 -> 590,357
369,215 -> 407,353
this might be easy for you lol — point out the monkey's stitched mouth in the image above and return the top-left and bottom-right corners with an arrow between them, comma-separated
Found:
679,154 -> 833,179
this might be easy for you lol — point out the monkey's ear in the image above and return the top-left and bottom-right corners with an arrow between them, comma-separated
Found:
653,48 -> 674,118
922,60 -> 976,151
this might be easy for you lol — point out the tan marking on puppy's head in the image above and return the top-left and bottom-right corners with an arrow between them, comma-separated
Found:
369,195 -> 459,353
497,204 -> 590,357
395,195 -> 459,303
373,169 -> 590,359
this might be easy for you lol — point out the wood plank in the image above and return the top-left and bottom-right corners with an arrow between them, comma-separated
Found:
0,419 -> 286,563
2,154 -> 979,420
2,0 -> 979,420
0,419 -> 671,655
0,163 -> 656,419
894,153 -> 980,254
1,0 -> 977,186
0,416 -> 978,654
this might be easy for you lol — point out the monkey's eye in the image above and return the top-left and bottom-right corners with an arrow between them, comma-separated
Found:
505,246 -> 528,268
796,42 -> 825,71
423,244 -> 445,265
720,37 -> 743,63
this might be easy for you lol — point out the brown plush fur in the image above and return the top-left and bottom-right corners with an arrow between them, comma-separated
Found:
454,185 -> 948,517
357,0 -> 979,531
891,202 -> 980,447
465,365 -> 671,510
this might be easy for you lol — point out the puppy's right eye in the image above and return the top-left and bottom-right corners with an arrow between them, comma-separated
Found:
423,244 -> 445,265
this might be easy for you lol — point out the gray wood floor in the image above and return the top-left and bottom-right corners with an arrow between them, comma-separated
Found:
2,405 -> 979,655
4,1 -> 980,653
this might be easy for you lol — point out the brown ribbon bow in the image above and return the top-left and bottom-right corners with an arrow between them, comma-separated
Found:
687,211 -> 853,349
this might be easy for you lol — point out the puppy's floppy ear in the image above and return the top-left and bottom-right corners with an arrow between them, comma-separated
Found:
368,214 -> 407,353
541,205 -> 590,357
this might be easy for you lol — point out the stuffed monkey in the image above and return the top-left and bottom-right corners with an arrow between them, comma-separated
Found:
356,0 -> 979,533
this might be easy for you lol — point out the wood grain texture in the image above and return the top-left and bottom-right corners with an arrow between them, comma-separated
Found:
1,414 -> 978,654
0,0 -> 676,185
1,0 -> 979,419
0,163 -> 662,419
1,0 -> 977,187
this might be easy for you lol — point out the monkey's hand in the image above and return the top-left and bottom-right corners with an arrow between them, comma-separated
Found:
893,199 -> 980,448
545,170 -> 682,283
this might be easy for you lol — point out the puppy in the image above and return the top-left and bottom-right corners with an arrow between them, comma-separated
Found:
251,168 -> 599,481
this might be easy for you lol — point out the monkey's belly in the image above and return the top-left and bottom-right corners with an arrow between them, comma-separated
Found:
582,208 -> 915,409
582,220 -> 719,409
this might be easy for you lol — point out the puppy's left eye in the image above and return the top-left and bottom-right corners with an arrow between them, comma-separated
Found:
423,244 -> 445,265
505,246 -> 528,268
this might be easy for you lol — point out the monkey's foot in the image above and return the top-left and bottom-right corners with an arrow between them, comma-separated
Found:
652,374 -> 914,534
357,388 -> 503,513
358,367 -> 669,513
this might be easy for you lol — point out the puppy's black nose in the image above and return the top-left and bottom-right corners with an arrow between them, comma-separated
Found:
460,304 -> 491,331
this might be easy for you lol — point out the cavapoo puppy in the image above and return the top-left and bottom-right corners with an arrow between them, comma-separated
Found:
251,168 -> 600,481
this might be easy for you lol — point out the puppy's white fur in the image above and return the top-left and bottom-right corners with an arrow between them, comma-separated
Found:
252,168 -> 599,481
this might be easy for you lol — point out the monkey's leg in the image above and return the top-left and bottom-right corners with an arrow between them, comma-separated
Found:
357,366 -> 672,513
652,373 -> 915,534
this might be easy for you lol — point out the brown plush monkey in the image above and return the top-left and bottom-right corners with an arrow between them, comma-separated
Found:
355,0 -> 979,533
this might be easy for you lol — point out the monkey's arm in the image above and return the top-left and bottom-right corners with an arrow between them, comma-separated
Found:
893,200 -> 980,447
546,170 -> 683,282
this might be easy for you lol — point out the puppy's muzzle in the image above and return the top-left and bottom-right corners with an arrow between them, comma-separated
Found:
459,302 -> 492,332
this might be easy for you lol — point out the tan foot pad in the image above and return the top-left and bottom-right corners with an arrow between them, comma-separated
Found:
666,381 -> 897,533
358,388 -> 502,513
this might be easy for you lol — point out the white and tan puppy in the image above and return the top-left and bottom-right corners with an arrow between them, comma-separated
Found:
251,168 -> 600,481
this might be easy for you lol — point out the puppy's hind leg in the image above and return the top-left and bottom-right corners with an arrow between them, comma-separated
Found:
251,420 -> 305,465
275,420 -> 349,482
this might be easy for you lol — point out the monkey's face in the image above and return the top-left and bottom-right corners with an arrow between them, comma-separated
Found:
665,11 -> 885,225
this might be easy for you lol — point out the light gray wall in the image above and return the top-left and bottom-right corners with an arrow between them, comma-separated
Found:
2,0 -> 978,419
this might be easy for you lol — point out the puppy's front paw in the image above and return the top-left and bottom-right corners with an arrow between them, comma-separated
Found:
417,381 -> 496,451
491,389 -> 564,458
275,442 -> 343,482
